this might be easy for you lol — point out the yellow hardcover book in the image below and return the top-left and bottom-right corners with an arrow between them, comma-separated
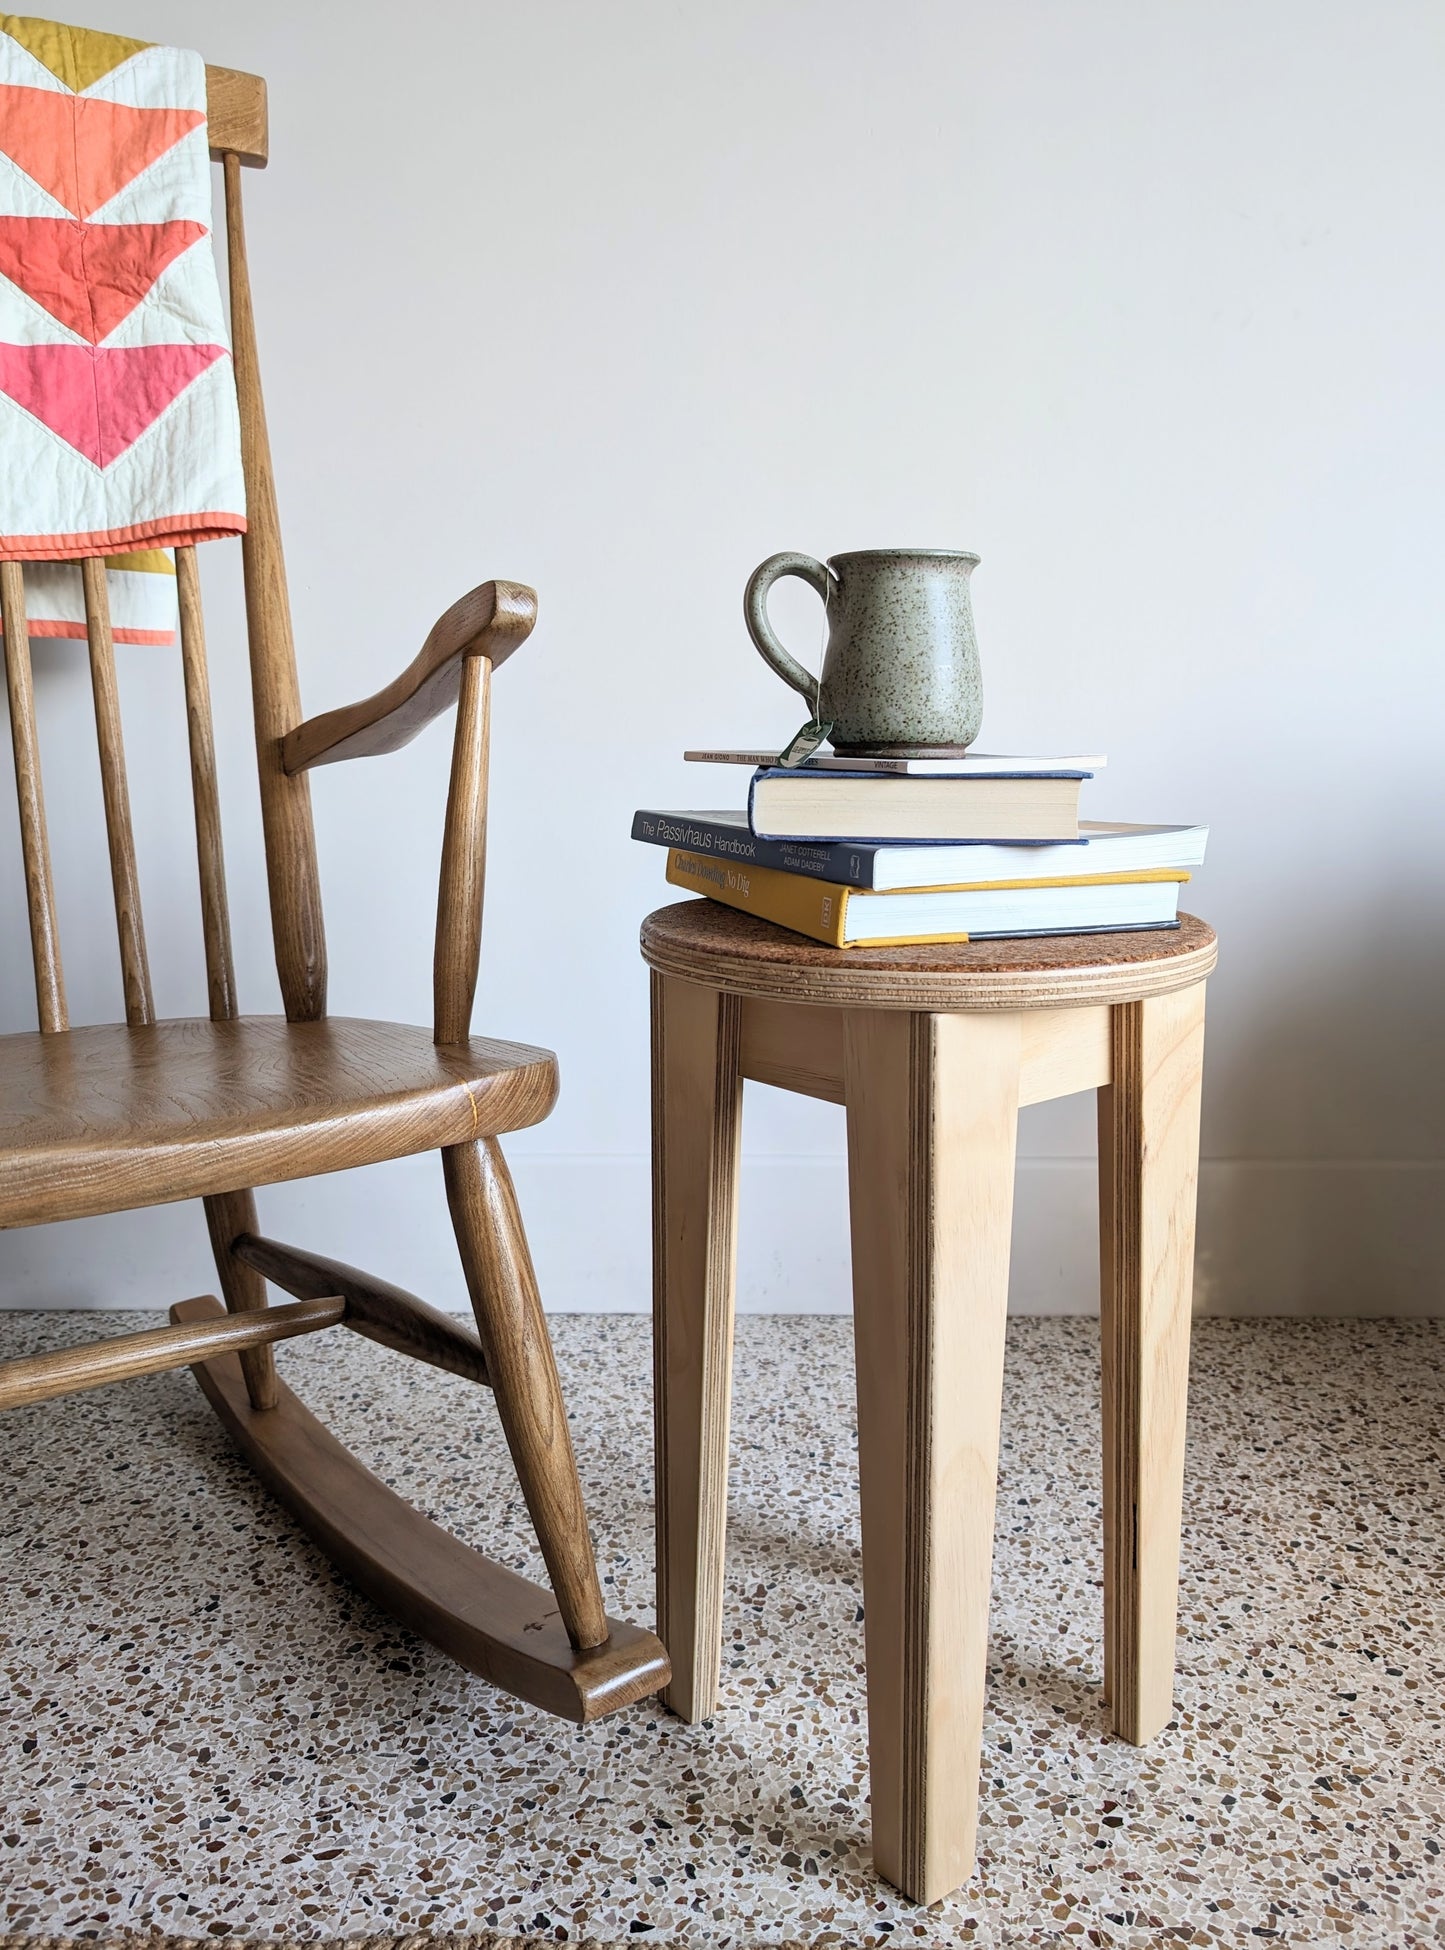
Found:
666,849 -> 853,946
666,849 -> 1192,949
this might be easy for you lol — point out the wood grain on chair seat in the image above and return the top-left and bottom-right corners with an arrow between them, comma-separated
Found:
0,1019 -> 557,1230
641,899 -> 1218,1011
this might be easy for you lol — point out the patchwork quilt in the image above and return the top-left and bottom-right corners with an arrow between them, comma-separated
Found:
0,13 -> 245,641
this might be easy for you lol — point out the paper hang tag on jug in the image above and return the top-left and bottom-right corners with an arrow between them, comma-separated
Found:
775,719 -> 832,767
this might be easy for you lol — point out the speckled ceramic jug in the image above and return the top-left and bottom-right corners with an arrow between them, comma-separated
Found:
744,548 -> 983,756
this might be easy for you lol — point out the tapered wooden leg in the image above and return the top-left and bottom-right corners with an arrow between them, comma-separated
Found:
1098,981 -> 1207,1744
651,971 -> 743,1723
444,1137 -> 609,1651
844,1008 -> 1021,1905
204,1187 -> 277,1410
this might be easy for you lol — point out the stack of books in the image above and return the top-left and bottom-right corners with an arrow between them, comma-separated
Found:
632,747 -> 1207,949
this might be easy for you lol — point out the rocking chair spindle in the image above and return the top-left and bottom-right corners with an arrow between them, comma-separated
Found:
82,558 -> 155,1027
176,543 -> 239,1023
0,56 -> 668,1725
1,560 -> 66,1032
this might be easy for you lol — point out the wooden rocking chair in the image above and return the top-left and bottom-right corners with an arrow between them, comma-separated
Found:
0,64 -> 669,1725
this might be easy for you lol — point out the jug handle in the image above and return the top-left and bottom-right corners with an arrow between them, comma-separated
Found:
744,552 -> 834,707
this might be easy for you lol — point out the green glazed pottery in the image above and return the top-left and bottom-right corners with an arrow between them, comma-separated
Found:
743,548 -> 983,757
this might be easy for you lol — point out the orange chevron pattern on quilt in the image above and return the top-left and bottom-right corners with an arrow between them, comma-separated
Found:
0,13 -> 245,642
2,83 -> 204,217
0,214 -> 206,340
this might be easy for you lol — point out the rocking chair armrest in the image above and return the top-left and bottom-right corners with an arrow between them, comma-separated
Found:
281,579 -> 537,774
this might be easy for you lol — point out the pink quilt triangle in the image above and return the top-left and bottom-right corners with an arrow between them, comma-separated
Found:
0,216 -> 206,341
0,340 -> 225,466
0,84 -> 204,219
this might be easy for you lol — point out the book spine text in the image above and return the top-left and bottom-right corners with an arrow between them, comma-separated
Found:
664,849 -> 851,947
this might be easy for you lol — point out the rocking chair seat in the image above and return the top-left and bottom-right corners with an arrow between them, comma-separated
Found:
0,1016 -> 558,1230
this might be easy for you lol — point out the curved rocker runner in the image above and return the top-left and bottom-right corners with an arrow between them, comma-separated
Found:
0,56 -> 668,1725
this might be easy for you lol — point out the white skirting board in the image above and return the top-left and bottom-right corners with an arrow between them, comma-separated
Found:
0,1154 -> 1440,1317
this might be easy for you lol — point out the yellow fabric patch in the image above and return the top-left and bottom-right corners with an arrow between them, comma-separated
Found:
0,13 -> 151,92
104,548 -> 174,575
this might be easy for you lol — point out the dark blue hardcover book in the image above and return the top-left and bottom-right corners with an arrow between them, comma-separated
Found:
633,808 -> 1206,892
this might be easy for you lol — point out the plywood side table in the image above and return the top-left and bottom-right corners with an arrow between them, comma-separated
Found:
642,899 -> 1216,1904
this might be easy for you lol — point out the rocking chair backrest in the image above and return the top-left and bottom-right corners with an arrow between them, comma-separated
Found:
1,64 -> 327,1038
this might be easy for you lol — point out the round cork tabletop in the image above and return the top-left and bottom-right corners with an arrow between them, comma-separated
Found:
640,900 -> 1217,1011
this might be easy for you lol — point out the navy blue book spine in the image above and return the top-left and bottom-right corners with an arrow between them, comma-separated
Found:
631,810 -> 883,886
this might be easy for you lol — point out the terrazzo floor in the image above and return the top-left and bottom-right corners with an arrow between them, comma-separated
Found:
0,1313 -> 1440,1950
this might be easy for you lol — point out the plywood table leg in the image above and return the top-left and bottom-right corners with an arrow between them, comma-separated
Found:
1098,982 -> 1207,1744
844,1007 -> 1021,1904
651,971 -> 743,1723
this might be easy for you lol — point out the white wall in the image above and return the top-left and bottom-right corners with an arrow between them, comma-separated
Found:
3,0 -> 1443,1317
